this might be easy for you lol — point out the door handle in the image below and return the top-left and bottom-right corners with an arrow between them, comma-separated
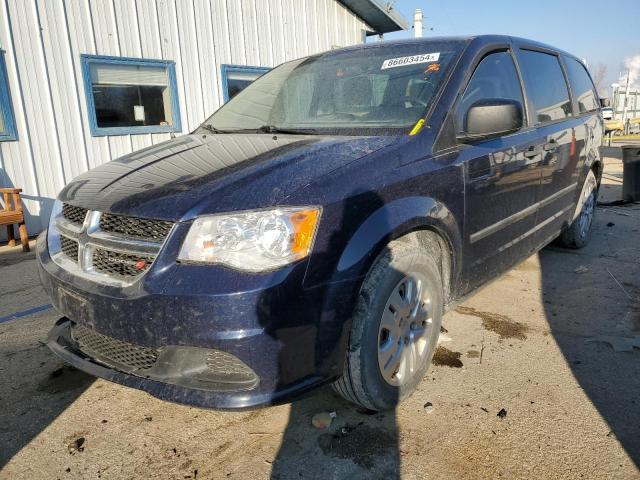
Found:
523,146 -> 541,159
543,140 -> 558,152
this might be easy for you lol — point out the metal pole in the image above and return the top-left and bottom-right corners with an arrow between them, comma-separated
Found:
414,8 -> 423,38
622,70 -> 631,129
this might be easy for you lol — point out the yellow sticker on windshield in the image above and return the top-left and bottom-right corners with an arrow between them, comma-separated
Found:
409,119 -> 425,136
381,53 -> 440,70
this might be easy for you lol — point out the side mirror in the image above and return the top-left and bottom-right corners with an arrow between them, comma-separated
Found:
457,99 -> 523,143
600,98 -> 611,108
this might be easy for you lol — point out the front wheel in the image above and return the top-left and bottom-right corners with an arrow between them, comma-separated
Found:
557,169 -> 598,249
332,239 -> 443,411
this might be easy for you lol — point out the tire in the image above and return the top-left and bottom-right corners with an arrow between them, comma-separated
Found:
557,169 -> 598,249
332,238 -> 444,411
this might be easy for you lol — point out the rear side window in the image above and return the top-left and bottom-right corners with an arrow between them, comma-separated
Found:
456,51 -> 524,132
564,58 -> 599,113
518,50 -> 571,124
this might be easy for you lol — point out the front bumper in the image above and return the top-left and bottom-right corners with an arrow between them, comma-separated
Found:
37,233 -> 362,409
47,318 -> 329,409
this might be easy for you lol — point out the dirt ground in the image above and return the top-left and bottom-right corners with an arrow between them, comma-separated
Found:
1,155 -> 639,480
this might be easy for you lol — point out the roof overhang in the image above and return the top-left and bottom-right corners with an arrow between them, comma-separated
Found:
338,0 -> 408,35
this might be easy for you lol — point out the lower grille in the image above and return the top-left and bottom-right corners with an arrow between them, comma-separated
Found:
68,324 -> 259,390
61,236 -> 79,262
92,248 -> 154,278
72,324 -> 158,371
206,351 -> 257,379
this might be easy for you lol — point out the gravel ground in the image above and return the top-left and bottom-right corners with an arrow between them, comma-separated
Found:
1,156 -> 639,480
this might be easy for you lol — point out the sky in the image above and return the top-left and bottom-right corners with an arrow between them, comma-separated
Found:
379,0 -> 640,95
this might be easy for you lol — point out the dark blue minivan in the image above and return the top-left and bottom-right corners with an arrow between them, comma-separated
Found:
39,36 -> 603,411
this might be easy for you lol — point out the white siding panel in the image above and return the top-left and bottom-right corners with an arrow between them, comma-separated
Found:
63,0 -> 112,170
267,0 -> 286,65
0,0 -> 42,234
176,0 -> 204,132
255,0 -> 274,67
241,0 -> 260,65
136,0 -> 162,58
37,0 -> 90,182
194,0 -> 218,118
304,0 -> 319,56
281,0 -> 296,60
156,0 -> 188,136
6,0 -> 66,229
0,0 -> 371,237
210,0 -> 232,105
226,0 -> 246,65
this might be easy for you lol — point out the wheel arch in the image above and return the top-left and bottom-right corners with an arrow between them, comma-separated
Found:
333,196 -> 462,305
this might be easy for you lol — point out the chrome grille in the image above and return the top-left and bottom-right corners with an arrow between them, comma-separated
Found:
100,213 -> 173,241
51,207 -> 173,286
62,204 -> 88,225
92,248 -> 154,278
60,236 -> 79,262
72,324 -> 158,371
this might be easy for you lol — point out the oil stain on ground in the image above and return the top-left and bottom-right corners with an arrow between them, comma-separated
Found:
432,346 -> 463,368
317,424 -> 396,470
36,365 -> 92,394
456,306 -> 528,340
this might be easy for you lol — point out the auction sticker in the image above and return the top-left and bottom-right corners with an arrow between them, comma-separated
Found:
381,52 -> 440,70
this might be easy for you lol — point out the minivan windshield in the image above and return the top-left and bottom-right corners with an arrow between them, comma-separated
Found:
200,40 -> 467,135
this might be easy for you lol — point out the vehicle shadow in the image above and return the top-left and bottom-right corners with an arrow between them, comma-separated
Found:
538,178 -> 640,468
0,245 -> 93,467
257,191 -> 401,479
0,316 -> 94,467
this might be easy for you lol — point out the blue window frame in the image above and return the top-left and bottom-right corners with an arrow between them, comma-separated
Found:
0,50 -> 17,142
221,64 -> 270,102
80,54 -> 181,136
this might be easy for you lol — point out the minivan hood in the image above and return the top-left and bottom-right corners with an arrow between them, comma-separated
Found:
59,133 -> 397,220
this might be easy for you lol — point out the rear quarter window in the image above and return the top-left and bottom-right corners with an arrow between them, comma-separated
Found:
564,57 -> 599,113
517,50 -> 572,124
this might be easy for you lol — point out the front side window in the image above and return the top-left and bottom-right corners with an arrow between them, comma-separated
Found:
221,65 -> 270,102
517,50 -> 572,124
564,58 -> 599,113
455,51 -> 524,133
81,55 -> 181,136
0,51 -> 17,141
203,40 -> 468,135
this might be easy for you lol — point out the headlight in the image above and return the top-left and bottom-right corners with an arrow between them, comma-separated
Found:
178,207 -> 321,272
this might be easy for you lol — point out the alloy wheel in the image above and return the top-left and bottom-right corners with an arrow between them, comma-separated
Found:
377,274 -> 433,386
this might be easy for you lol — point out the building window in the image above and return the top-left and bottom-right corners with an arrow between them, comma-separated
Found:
221,64 -> 270,102
81,55 -> 181,136
0,51 -> 17,141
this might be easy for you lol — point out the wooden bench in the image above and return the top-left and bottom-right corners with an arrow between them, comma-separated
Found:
0,188 -> 29,252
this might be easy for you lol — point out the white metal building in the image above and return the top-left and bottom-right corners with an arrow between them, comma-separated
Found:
0,0 -> 406,237
612,86 -> 640,122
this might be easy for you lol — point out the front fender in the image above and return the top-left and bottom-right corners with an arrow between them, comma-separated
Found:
334,196 -> 462,283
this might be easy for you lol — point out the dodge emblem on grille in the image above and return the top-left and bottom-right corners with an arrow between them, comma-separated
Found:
135,259 -> 147,270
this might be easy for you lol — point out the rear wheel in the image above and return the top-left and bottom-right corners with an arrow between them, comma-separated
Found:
557,169 -> 598,249
332,239 -> 443,411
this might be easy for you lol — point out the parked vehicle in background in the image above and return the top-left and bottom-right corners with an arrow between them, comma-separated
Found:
39,35 -> 603,411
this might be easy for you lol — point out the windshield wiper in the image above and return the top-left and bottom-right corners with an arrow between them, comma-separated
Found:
200,124 -> 233,134
201,124 -> 313,135
256,125 -> 312,135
